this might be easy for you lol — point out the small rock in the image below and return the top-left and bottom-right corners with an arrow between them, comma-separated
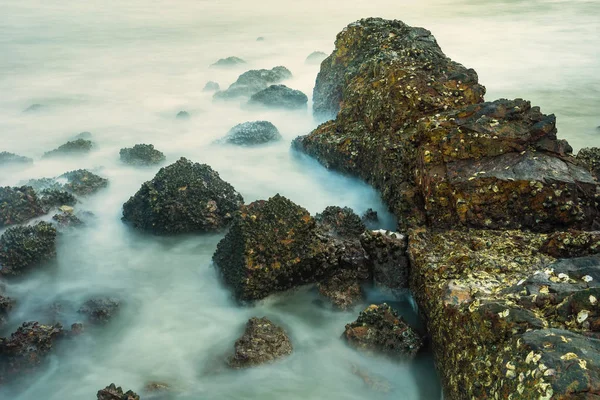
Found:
210,56 -> 247,68
59,169 -> 108,196
175,110 -> 190,119
97,383 -> 140,400
256,37 -> 265,41
120,144 -> 166,166
143,381 -> 171,393
577,147 -> 600,182
305,51 -> 328,65
78,297 -> 121,325
317,269 -> 363,310
350,364 -> 392,393
73,131 -> 92,140
248,84 -> 308,110
23,104 -> 43,113
221,121 -> 281,146
0,152 -> 33,166
213,66 -> 292,100
315,206 -> 366,238
42,139 -> 93,158
0,222 -> 57,277
203,81 -> 220,92
228,317 -> 292,369
0,186 -> 45,228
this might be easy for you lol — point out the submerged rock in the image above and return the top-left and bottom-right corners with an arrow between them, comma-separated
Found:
360,230 -> 409,295
59,169 -> 108,196
256,37 -> 265,42
0,186 -> 45,228
120,144 -> 166,166
175,110 -> 190,119
221,121 -> 281,146
248,84 -> 308,110
122,157 -> 243,234
78,298 -> 120,325
0,222 -> 57,277
577,147 -> 600,182
97,383 -> 140,400
305,51 -> 328,65
52,211 -> 84,228
213,66 -> 292,100
203,81 -> 220,92
343,304 -> 423,359
0,152 -> 32,166
228,317 -> 292,369
360,208 -> 379,229
210,56 -> 246,68
42,139 -> 93,158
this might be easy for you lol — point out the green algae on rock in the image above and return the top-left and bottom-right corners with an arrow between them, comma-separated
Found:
42,138 -> 93,158
122,157 -> 243,234
0,186 -> 45,228
119,144 -> 166,166
0,222 -> 57,277
221,121 -> 281,146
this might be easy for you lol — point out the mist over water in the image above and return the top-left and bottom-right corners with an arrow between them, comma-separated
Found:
0,0 -> 598,398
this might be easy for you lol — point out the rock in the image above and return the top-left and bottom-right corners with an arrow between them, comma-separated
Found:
577,147 -> 600,182
350,364 -> 393,393
78,298 -> 120,325
305,51 -> 328,65
52,211 -> 83,228
122,157 -> 243,234
315,206 -> 365,238
0,222 -> 57,277
360,230 -> 409,295
175,110 -> 190,119
23,104 -> 43,113
143,381 -> 171,393
221,121 -> 281,146
0,152 -> 33,166
256,37 -> 265,41
541,230 -> 600,258
317,269 -> 363,310
38,188 -> 77,212
73,131 -> 92,140
97,383 -> 140,400
0,322 -> 65,384
248,84 -> 308,110
210,56 -> 247,68
203,81 -> 220,92
120,144 -> 166,166
342,304 -> 423,359
227,317 -> 292,369
360,208 -> 379,229
213,66 -> 292,100
42,139 -> 93,158
0,186 -> 45,228
59,169 -> 108,196
24,178 -> 64,192
0,291 -> 15,329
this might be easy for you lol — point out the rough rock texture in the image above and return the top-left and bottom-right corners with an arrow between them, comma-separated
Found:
23,104 -> 43,113
73,131 -> 92,140
315,206 -> 366,238
120,144 -> 166,166
0,222 -> 57,277
541,230 -> 600,258
0,291 -> 15,329
122,157 -> 243,234
59,169 -> 108,196
97,384 -> 140,400
228,317 -> 292,369
305,51 -> 328,65
78,298 -> 121,325
360,230 -> 409,295
248,85 -> 308,110
343,304 -> 423,359
577,147 -> 600,182
0,152 -> 32,166
52,210 -> 84,228
213,66 -> 292,100
203,81 -> 220,92
221,121 -> 281,146
0,186 -> 45,227
38,188 -> 77,212
361,208 -> 379,229
210,56 -> 246,68
42,139 -> 93,158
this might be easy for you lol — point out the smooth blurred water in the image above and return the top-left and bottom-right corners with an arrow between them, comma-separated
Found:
0,0 -> 598,398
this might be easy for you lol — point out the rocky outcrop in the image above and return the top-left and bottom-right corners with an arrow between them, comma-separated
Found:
60,169 -> 108,196
210,56 -> 246,68
213,66 -> 292,100
228,317 -> 292,369
122,157 -> 243,234
0,152 -> 32,166
78,298 -> 120,325
541,230 -> 600,258
220,121 -> 281,146
248,85 -> 308,110
0,222 -> 57,277
97,383 -> 140,400
120,144 -> 166,166
38,188 -> 77,212
23,104 -> 43,113
42,139 -> 93,158
203,81 -> 220,92
314,206 -> 365,238
360,230 -> 409,296
0,186 -> 45,227
305,51 -> 328,65
343,304 -> 423,359
577,147 -> 600,182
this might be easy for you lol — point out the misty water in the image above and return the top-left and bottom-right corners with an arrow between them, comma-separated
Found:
0,0 -> 598,398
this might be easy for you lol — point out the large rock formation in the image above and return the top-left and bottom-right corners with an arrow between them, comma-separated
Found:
78,297 -> 121,325
213,66 -> 292,100
0,186 -> 45,227
0,222 -> 57,277
122,157 -> 243,234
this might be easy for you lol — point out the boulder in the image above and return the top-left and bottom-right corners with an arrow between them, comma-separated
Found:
342,304 -> 423,359
213,66 -> 292,100
78,298 -> 120,325
256,37 -> 265,42
360,230 -> 409,295
203,81 -> 220,92
210,56 -> 246,68
52,211 -> 84,228
0,291 -> 15,329
221,121 -> 281,146
24,178 -> 64,192
0,152 -> 32,166
0,222 -> 57,277
0,186 -> 45,228
360,208 -> 379,229
97,384 -> 140,400
541,230 -> 600,258
248,84 -> 308,110
38,188 -> 77,212
59,169 -> 108,196
42,139 -> 93,158
305,51 -> 328,65
175,110 -> 190,119
577,147 -> 600,182
120,144 -> 166,166
228,317 -> 292,369
122,157 -> 243,234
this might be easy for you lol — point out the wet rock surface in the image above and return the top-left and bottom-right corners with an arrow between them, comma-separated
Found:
120,144 -> 166,166
343,304 -> 423,359
42,139 -> 93,158
213,66 -> 292,100
315,206 -> 366,238
305,51 -> 328,65
210,56 -> 246,68
360,230 -> 409,296
221,121 -> 281,146
59,169 -> 108,196
0,152 -> 32,166
122,157 -> 243,234
248,84 -> 308,110
577,147 -> 600,182
228,317 -> 292,369
203,81 -> 220,92
0,222 -> 57,277
97,383 -> 140,400
0,186 -> 45,228
78,298 -> 121,325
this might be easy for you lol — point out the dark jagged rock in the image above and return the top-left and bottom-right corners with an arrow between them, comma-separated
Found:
97,383 -> 140,400
228,317 -> 292,369
0,322 -> 64,384
0,186 -> 45,228
210,56 -> 246,68
59,169 -> 108,196
213,66 -> 292,100
360,230 -> 409,295
39,189 -> 77,212
305,51 -> 328,65
203,81 -> 220,92
343,304 -> 423,359
577,147 -> 600,182
541,230 -> 600,258
42,139 -> 93,158
78,298 -> 120,325
0,291 -> 15,329
23,104 -> 43,113
361,208 -> 379,229
175,110 -> 190,119
248,84 -> 308,110
0,152 -> 32,166
315,206 -> 365,238
221,121 -> 281,146
0,222 -> 57,277
120,144 -> 166,166
122,157 -> 243,234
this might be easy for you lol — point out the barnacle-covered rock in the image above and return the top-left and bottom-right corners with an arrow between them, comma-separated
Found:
315,206 -> 366,238
342,303 -> 423,359
220,121 -> 281,146
97,383 -> 140,400
577,147 -> 600,182
120,144 -> 166,166
78,297 -> 121,325
248,84 -> 308,110
0,222 -> 57,277
0,152 -> 32,166
360,208 -> 379,229
38,188 -> 77,212
213,66 -> 292,100
227,317 -> 292,369
122,157 -> 243,234
59,169 -> 108,196
541,230 -> 600,258
52,211 -> 84,228
42,139 -> 93,158
0,186 -> 45,227
210,56 -> 246,68
360,230 -> 409,296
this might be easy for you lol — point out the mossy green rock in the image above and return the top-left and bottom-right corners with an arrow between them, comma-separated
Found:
42,139 -> 93,158
0,222 -> 57,277
122,157 -> 243,234
0,186 -> 45,228
213,66 -> 292,100
0,152 -> 32,166
119,144 -> 166,166
59,169 -> 108,196
577,147 -> 600,182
